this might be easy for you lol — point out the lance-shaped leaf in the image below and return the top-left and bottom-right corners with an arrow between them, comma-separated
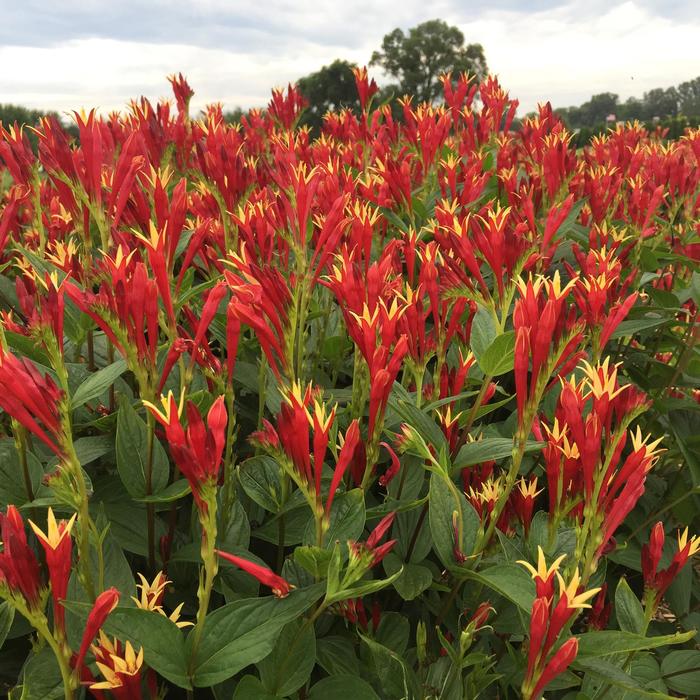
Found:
188,583 -> 324,687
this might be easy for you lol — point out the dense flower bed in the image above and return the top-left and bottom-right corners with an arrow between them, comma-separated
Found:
0,71 -> 698,699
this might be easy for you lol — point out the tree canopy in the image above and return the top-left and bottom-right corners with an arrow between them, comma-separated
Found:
369,19 -> 487,103
296,59 -> 360,130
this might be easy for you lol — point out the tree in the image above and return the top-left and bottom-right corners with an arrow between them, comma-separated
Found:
579,93 -> 619,126
617,96 -> 644,122
641,87 -> 679,120
0,104 -> 78,148
296,59 -> 360,131
370,19 -> 488,104
677,77 -> 700,117
223,107 -> 245,124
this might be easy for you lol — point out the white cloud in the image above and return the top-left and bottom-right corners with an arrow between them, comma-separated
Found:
458,1 -> 700,111
0,1 -> 696,116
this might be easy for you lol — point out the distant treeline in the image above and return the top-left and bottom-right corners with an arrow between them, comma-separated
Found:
3,72 -> 699,152
0,104 -> 79,148
553,76 -> 700,128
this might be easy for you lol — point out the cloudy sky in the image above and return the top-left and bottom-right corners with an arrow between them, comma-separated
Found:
0,0 -> 697,116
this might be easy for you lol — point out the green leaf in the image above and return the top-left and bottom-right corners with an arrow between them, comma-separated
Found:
429,472 -> 479,569
189,583 -> 324,687
232,675 -> 280,700
239,456 -> 283,512
135,479 -> 190,503
294,546 -> 333,579
115,397 -> 169,498
666,563 -> 692,619
4,331 -> 51,366
609,316 -> 668,339
0,601 -> 14,649
470,304 -> 498,360
63,603 -> 190,688
360,631 -> 418,699
389,396 -> 448,454
71,359 -> 127,409
661,650 -> 700,695
576,630 -> 696,658
383,552 -> 433,600
615,577 -> 645,634
330,566 -> 404,602
317,636 -> 360,676
463,563 -> 535,611
453,438 -> 544,471
305,488 -> 365,548
574,658 -> 674,699
0,439 -> 43,507
73,435 -> 112,466
257,619 -> 316,696
16,646 -> 63,700
308,675 -> 380,700
477,331 -> 516,376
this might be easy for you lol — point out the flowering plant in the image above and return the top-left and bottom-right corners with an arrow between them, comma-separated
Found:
0,72 -> 697,699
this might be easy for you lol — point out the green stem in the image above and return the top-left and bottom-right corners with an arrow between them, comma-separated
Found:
294,281 -> 310,382
36,618 -> 75,700
276,474 -> 289,574
220,387 -> 238,536
451,374 -> 493,459
257,354 -> 268,431
188,496 -> 219,681
69,445 -> 96,600
15,426 -> 35,503
477,436 -> 526,552
145,411 -> 156,571
86,330 -> 95,371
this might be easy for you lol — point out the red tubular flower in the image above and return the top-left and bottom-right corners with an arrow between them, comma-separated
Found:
513,273 -> 583,428
134,223 -> 176,327
520,557 -> 599,700
518,546 -> 566,600
469,601 -> 494,629
352,66 -> 378,112
325,268 -> 408,459
268,84 -> 307,130
188,281 -> 228,369
350,512 -> 397,567
168,72 -> 194,117
276,383 -> 314,487
326,420 -> 361,518
66,250 -> 161,371
90,631 -> 145,700
225,253 -> 293,380
13,271 -> 67,356
512,477 -> 542,535
514,327 -> 531,424
74,587 -> 120,671
526,597 -> 550,680
378,441 -> 401,487
0,350 -> 65,456
144,393 -> 227,512
641,521 -> 665,587
0,122 -> 36,186
642,524 -> 699,607
29,508 -> 76,634
216,550 -> 293,598
586,582 -> 611,630
542,359 -> 659,557
0,506 -> 43,609
530,637 -> 579,700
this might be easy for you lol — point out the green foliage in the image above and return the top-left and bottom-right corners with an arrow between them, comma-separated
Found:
297,59 -> 360,131
370,19 -> 488,103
